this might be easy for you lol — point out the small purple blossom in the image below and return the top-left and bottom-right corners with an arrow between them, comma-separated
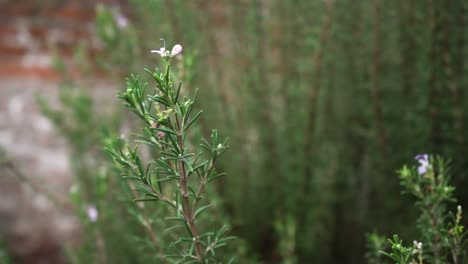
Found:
110,7 -> 129,29
151,38 -> 183,59
415,154 -> 430,175
156,131 -> 166,139
116,14 -> 129,29
86,205 -> 98,222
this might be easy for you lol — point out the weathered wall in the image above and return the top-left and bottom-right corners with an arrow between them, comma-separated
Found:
0,1 -> 124,262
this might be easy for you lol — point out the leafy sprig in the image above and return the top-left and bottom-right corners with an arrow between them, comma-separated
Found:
106,42 -> 233,263
379,155 -> 467,264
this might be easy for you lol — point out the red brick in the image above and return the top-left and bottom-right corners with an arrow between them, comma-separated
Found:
29,26 -> 48,39
0,45 -> 29,56
3,2 -> 36,16
0,0 -> 129,82
0,25 -> 17,36
0,62 -> 59,80
72,30 -> 92,41
46,3 -> 95,21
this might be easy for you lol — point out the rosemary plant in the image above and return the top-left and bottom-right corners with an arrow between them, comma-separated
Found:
106,40 -> 234,263
377,155 -> 467,264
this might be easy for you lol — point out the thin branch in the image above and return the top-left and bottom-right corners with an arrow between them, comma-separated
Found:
175,115 -> 205,262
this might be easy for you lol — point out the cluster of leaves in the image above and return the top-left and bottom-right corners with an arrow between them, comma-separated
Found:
32,0 -> 468,262
38,52 -> 172,263
381,235 -> 423,264
106,56 -> 234,263
365,232 -> 387,263
102,1 -> 468,262
95,4 -> 140,74
36,9 -> 253,260
370,156 -> 467,264
0,237 -> 12,264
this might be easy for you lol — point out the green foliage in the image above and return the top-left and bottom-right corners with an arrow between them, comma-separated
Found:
95,4 -> 139,75
377,156 -> 467,264
106,45 -> 234,263
273,215 -> 297,264
90,1 -> 468,263
0,239 -> 12,264
366,232 -> 387,264
27,0 -> 468,263
381,235 -> 423,264
366,232 -> 387,263
38,58 -> 169,263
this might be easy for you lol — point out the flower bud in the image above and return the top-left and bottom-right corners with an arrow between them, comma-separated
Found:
156,131 -> 166,139
171,44 -> 183,57
151,121 -> 160,129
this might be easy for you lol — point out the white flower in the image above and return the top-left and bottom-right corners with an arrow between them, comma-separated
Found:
151,47 -> 166,56
413,240 -> 422,250
151,38 -> 183,59
170,44 -> 183,57
87,205 -> 98,222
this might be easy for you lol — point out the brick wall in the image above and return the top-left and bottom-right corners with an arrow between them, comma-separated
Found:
0,1 -> 126,262
0,0 -> 103,79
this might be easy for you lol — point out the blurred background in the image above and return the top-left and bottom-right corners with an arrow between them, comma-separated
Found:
0,0 -> 467,263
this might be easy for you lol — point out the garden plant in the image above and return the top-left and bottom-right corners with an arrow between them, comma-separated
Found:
2,0 -> 467,263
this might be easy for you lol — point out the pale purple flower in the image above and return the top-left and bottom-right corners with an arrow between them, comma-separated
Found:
415,154 -> 430,175
110,6 -> 129,29
86,205 -> 98,222
156,131 -> 166,139
151,38 -> 183,59
116,14 -> 129,29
